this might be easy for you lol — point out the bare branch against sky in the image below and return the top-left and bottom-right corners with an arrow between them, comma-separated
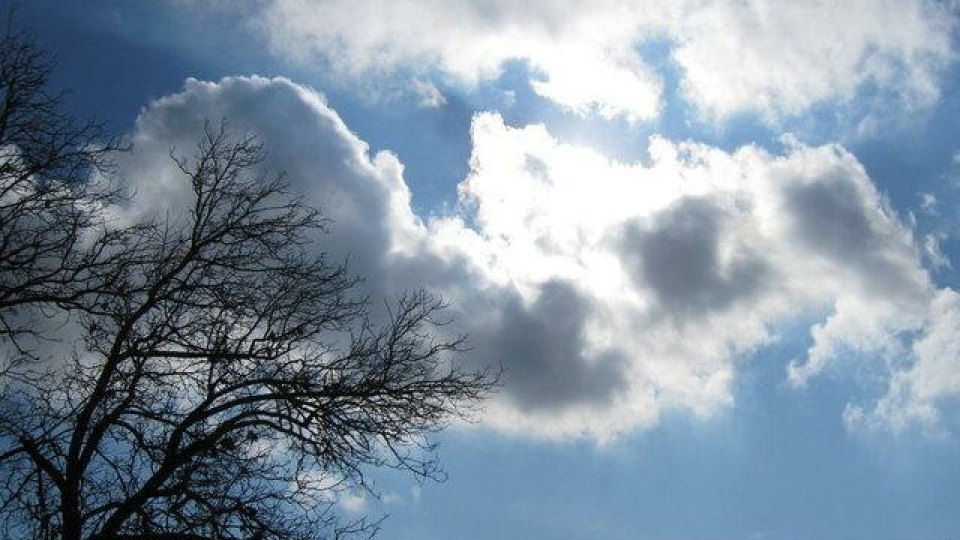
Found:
0,24 -> 494,540
4,1 -> 960,539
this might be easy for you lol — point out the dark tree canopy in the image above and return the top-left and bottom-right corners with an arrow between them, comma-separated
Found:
0,23 -> 495,540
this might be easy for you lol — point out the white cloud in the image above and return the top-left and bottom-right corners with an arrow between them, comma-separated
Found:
411,79 -> 446,108
118,76 -> 958,440
381,491 -> 403,505
338,492 -> 368,515
924,234 -> 952,271
221,0 -> 954,124
453,113 -> 938,437
251,0 -> 663,122
845,288 -> 960,434
670,0 -> 954,121
115,76 -> 424,296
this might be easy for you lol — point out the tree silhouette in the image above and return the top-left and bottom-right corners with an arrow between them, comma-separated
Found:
0,23 -> 494,540
0,18 -> 124,362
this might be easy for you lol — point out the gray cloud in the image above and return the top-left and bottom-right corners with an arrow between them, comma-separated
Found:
477,280 -> 627,412
619,197 -> 769,318
785,177 -> 881,261
782,173 -> 927,302
122,77 -> 420,303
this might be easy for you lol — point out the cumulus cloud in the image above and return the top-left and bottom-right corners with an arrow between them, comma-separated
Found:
455,113 -> 942,437
115,76 -> 424,298
118,76 -> 958,440
670,0 -> 954,121
844,289 -> 960,434
214,0 -> 955,123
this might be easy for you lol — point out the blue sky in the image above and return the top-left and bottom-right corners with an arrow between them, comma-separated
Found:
14,1 -> 960,538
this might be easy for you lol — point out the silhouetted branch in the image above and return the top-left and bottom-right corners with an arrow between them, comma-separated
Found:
0,18 -> 126,365
0,46 -> 495,539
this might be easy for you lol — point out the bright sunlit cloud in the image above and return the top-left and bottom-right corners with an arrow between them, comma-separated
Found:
118,76 -> 960,440
207,0 -> 957,124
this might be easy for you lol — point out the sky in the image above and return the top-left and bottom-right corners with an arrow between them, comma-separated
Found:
12,0 -> 960,538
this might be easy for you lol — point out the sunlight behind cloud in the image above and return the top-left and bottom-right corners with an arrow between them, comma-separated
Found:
11,2 -> 960,537
113,76 -> 960,439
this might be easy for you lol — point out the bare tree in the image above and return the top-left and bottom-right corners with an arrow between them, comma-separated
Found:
0,25 -> 495,540
0,18 -> 124,361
